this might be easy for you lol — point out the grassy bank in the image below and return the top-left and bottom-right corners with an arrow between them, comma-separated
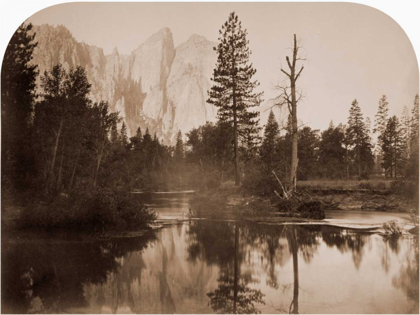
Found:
297,178 -> 392,191
189,178 -> 419,221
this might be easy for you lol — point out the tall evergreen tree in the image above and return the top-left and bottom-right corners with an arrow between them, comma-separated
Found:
318,122 -> 347,179
1,23 -> 38,191
400,105 -> 411,161
297,127 -> 319,180
110,121 -> 119,144
260,110 -> 280,166
410,94 -> 419,147
174,130 -> 184,162
120,122 -> 129,147
373,96 -> 389,176
143,127 -> 152,144
406,94 -> 419,180
364,117 -> 372,136
373,95 -> 389,138
381,116 -> 404,178
129,126 -> 142,150
207,12 -> 263,185
346,99 -> 374,178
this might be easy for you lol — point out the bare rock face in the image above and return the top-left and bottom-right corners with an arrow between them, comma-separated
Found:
30,24 -> 218,144
166,34 -> 217,143
127,28 -> 175,122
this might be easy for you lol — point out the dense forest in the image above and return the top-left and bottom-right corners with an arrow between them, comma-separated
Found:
1,17 -> 419,230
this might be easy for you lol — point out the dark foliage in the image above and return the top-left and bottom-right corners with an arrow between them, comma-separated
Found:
297,201 -> 325,219
20,187 -> 156,232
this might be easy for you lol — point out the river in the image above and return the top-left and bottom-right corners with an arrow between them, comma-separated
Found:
2,193 -> 419,313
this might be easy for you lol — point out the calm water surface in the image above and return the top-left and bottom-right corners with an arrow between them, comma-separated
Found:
2,193 -> 419,314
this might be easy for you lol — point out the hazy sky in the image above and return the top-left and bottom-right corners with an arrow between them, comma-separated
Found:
27,2 -> 419,132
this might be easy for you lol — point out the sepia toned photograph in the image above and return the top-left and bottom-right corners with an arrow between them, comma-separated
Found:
1,2 -> 419,314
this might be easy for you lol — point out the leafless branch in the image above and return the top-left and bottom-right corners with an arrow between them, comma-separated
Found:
281,68 -> 290,78
295,66 -> 304,81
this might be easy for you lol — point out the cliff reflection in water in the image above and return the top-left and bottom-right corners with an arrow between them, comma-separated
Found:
2,222 -> 419,314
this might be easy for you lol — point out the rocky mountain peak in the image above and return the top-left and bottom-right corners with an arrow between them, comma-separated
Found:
112,47 -> 119,56
29,24 -> 219,145
187,34 -> 209,44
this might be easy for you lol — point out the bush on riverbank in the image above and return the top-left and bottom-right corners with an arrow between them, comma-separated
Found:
19,187 -> 156,233
382,220 -> 403,237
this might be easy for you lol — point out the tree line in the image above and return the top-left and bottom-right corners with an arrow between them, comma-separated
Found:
1,23 -> 191,204
2,18 -> 419,204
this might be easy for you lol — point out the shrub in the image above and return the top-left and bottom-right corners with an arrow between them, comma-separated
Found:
382,220 -> 403,237
297,201 -> 325,219
374,182 -> 387,190
20,188 -> 156,232
242,164 -> 280,197
358,182 -> 372,190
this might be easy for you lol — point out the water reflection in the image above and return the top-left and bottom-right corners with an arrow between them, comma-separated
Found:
2,221 -> 419,314
392,237 -> 419,313
1,233 -> 156,313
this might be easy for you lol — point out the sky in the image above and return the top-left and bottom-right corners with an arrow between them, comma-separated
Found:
27,2 -> 419,132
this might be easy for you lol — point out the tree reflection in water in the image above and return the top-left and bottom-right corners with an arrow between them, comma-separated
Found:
188,221 -> 265,313
392,237 -> 419,313
1,232 -> 156,314
2,221 -> 418,314
188,221 -> 377,314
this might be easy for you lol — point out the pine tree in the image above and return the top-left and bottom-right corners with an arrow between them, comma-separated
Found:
318,122 -> 347,179
129,126 -> 142,150
406,94 -> 419,179
373,95 -> 389,145
381,116 -> 404,178
400,106 -> 411,161
365,117 -> 372,136
143,127 -> 152,144
207,12 -> 263,185
346,99 -> 374,179
297,127 -> 319,180
260,110 -> 280,166
120,122 -> 129,147
1,23 -> 38,190
410,94 -> 419,147
174,130 -> 184,162
110,121 -> 119,144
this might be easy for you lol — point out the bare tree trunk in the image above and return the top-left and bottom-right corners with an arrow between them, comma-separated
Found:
289,35 -> 302,192
233,223 -> 239,313
93,144 -> 105,188
346,145 -> 350,179
233,107 -> 240,186
46,118 -> 63,193
57,142 -> 65,190
280,35 -> 304,193
232,52 -> 240,186
68,149 -> 80,191
290,227 -> 299,314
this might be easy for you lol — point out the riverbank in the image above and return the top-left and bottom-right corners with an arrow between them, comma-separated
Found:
1,187 -> 157,239
188,180 -> 419,233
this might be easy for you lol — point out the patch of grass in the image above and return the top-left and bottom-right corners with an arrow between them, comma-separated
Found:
297,178 -> 391,191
